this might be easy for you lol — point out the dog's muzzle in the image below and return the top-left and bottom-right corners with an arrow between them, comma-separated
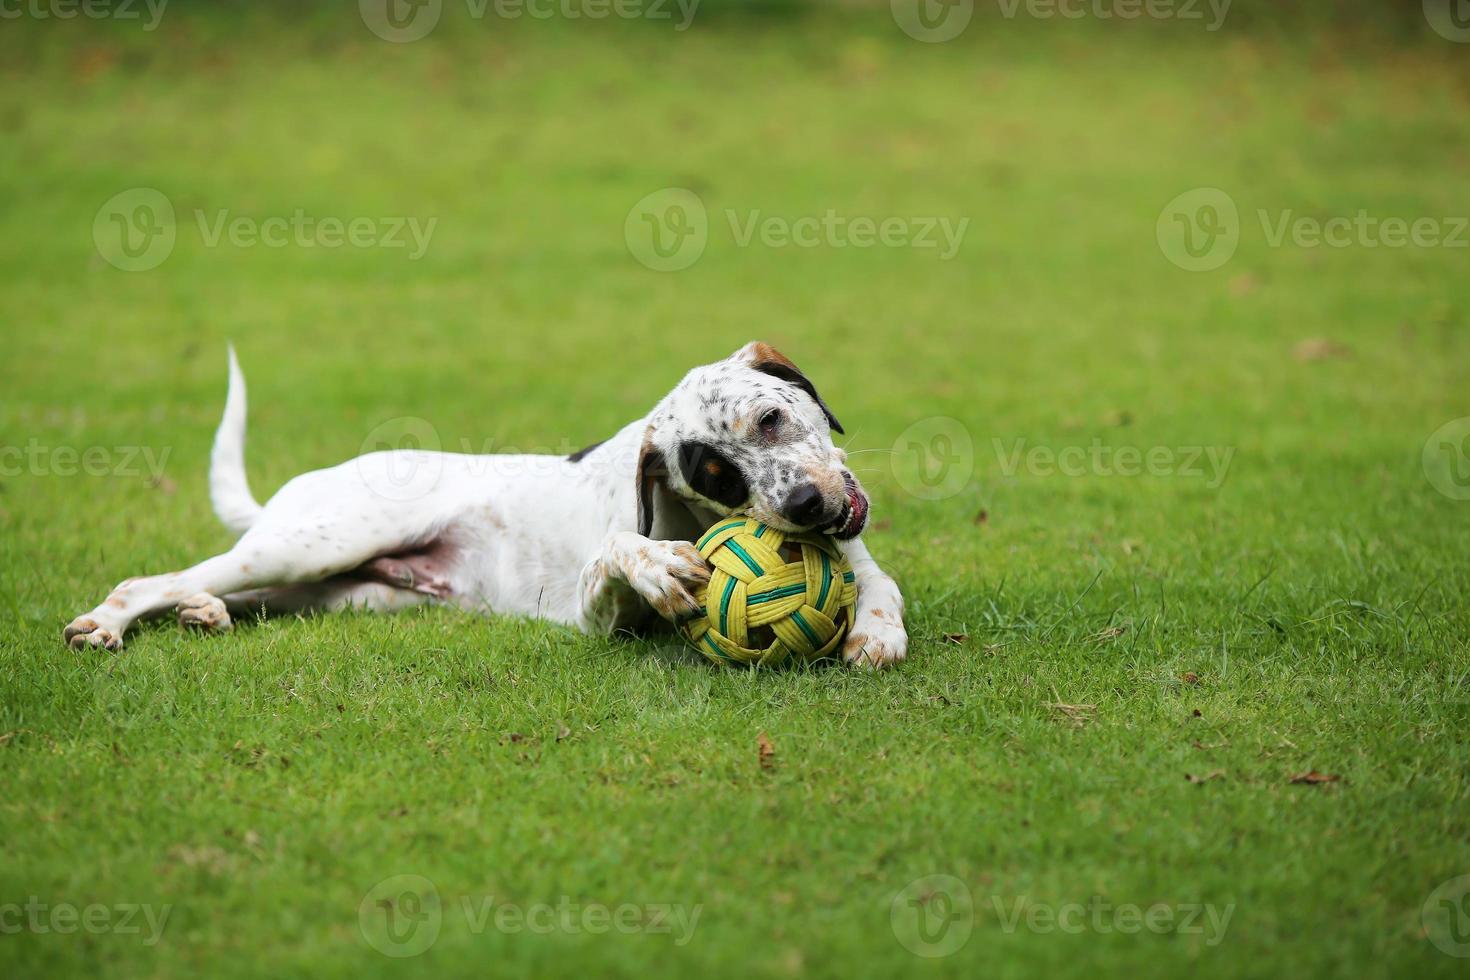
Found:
825,476 -> 868,540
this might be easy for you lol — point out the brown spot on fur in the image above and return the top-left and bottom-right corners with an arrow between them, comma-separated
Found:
746,341 -> 803,376
105,597 -> 126,608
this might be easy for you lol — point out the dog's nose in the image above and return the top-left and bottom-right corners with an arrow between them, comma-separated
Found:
783,483 -> 826,527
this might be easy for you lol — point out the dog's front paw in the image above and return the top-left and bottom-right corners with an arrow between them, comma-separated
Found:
177,593 -> 232,633
843,607 -> 907,668
618,536 -> 711,623
64,617 -> 123,652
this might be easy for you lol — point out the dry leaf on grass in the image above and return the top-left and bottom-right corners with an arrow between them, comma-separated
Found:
1047,702 -> 1096,728
1229,273 -> 1259,297
757,732 -> 776,771
1091,626 -> 1127,642
1293,338 -> 1352,362
1181,671 -> 1200,684
1185,770 -> 1226,784
1289,770 -> 1341,785
942,633 -> 969,645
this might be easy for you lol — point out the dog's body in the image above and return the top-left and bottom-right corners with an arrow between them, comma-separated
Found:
64,343 -> 907,666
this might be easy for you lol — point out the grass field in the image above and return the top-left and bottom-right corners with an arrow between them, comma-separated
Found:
2,3 -> 1470,977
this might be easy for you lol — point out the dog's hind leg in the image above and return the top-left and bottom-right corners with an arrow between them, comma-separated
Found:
221,578 -> 436,618
63,518 -> 429,650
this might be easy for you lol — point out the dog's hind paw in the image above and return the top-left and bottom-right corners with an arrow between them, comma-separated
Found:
64,617 -> 123,652
177,593 -> 232,633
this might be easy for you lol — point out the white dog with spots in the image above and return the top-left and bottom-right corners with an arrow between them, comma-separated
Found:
64,342 -> 908,666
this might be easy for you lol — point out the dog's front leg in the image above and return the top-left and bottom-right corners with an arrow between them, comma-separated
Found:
576,531 -> 711,634
838,537 -> 907,668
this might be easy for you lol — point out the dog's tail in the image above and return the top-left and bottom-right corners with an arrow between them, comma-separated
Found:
210,344 -> 264,535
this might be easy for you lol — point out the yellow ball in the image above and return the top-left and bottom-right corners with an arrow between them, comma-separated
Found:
681,517 -> 858,666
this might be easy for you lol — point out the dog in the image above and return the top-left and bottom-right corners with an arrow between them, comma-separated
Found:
63,342 -> 907,666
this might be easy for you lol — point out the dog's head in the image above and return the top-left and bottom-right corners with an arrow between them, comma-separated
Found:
636,342 -> 868,541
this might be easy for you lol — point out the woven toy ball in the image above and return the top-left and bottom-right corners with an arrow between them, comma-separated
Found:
681,517 -> 858,666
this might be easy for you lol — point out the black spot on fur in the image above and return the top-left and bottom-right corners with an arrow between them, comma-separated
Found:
677,442 -> 749,509
567,439 -> 606,463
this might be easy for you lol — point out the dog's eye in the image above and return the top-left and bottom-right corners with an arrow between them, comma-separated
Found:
759,408 -> 783,437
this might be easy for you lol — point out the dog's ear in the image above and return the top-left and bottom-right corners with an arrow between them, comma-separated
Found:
635,439 -> 668,538
734,341 -> 845,435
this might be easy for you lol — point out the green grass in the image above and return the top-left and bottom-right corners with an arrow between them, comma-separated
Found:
2,5 -> 1469,978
